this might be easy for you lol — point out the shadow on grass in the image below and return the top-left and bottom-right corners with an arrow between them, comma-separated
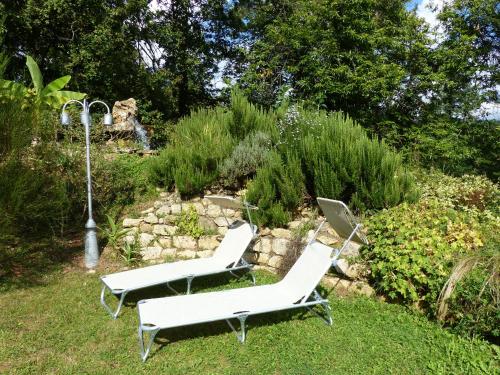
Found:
115,271 -> 255,305
148,304 -> 331,360
0,233 -> 96,291
112,273 -> 333,360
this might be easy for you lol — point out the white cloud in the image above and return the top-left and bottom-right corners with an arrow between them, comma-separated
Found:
415,0 -> 451,41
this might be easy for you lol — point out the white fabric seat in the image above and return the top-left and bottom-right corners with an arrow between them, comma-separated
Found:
100,221 -> 257,318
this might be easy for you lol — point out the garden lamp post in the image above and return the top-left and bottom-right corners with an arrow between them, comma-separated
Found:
60,99 -> 113,269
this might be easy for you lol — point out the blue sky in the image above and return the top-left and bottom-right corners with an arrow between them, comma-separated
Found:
407,0 -> 423,9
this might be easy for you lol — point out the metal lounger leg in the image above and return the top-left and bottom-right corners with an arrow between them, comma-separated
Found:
186,275 -> 194,294
306,290 -> 332,325
229,263 -> 256,285
138,325 -> 160,362
166,281 -> 180,295
226,314 -> 248,343
100,285 -> 128,319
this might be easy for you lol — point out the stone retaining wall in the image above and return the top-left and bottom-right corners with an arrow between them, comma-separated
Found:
119,190 -> 374,297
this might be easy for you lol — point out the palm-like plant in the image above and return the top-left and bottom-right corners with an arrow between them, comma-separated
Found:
0,55 -> 85,109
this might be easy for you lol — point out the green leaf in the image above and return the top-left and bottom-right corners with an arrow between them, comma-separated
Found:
41,75 -> 71,96
25,55 -> 43,94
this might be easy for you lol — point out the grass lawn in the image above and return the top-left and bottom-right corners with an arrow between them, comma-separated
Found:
0,263 -> 498,374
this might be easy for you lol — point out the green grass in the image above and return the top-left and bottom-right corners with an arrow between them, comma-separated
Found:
0,269 -> 498,374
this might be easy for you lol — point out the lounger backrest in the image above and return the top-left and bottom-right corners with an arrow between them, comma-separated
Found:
211,221 -> 256,266
279,241 -> 333,302
317,198 -> 368,245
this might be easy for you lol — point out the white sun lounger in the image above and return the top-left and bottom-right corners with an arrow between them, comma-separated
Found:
136,197 -> 365,361
100,196 -> 258,319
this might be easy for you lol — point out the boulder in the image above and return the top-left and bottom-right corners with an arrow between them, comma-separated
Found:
268,255 -> 283,269
139,233 -> 155,247
141,246 -> 163,261
197,250 -> 214,258
123,218 -> 142,228
153,224 -> 177,236
273,238 -> 290,256
139,223 -> 153,233
108,98 -> 137,133
170,204 -> 182,215
144,213 -> 159,224
198,236 -> 220,250
199,216 -> 218,232
271,228 -> 292,239
173,236 -> 197,250
214,216 -> 233,227
178,250 -> 197,259
156,205 -> 171,216
157,237 -> 173,248
207,205 -> 222,218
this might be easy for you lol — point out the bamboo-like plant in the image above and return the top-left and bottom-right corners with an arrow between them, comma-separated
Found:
0,55 -> 85,110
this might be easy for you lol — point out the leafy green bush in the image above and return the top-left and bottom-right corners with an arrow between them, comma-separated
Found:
219,131 -> 272,187
364,199 -> 485,306
151,92 -> 415,220
406,118 -> 499,180
417,171 -> 499,213
364,171 -> 500,340
246,151 -> 305,227
0,101 -> 152,242
175,205 -> 205,238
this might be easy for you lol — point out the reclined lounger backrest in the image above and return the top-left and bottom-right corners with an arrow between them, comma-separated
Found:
211,221 -> 255,267
278,241 -> 333,303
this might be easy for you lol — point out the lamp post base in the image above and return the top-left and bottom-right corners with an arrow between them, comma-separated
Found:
85,219 -> 99,269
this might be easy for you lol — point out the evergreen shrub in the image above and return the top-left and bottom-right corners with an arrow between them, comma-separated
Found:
219,131 -> 272,186
246,151 -> 305,227
150,107 -> 234,196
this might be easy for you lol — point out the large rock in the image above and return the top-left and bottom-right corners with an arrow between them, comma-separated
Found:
157,237 -> 173,248
139,223 -> 153,233
173,236 -> 197,250
198,236 -> 220,250
207,205 -> 222,218
153,224 -> 177,236
317,234 -> 338,246
139,233 -> 155,247
141,246 -> 163,261
268,255 -> 283,269
271,228 -> 292,239
199,216 -> 218,232
123,218 -> 142,228
192,202 -> 205,215
170,204 -> 182,215
109,98 -> 137,133
257,252 -> 270,265
178,250 -> 197,259
214,216 -> 233,227
273,238 -> 290,256
260,238 -> 273,254
144,213 -> 159,224
197,250 -> 214,258
156,205 -> 171,216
